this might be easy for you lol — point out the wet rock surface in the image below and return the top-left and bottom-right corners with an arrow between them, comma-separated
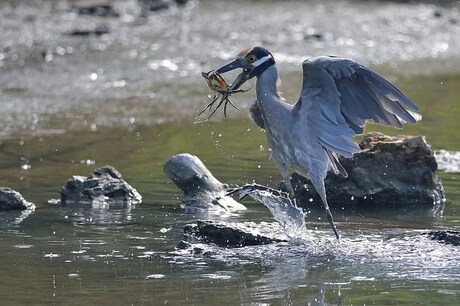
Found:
184,220 -> 286,248
291,133 -> 445,212
0,187 -> 35,211
60,166 -> 142,205
184,221 -> 460,248
425,230 -> 460,246
164,153 -> 246,213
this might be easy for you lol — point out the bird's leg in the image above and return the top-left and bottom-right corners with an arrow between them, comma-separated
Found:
310,175 -> 340,239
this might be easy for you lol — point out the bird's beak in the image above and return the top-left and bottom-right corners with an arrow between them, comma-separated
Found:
216,59 -> 252,91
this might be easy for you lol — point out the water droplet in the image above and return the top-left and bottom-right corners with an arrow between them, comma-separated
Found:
146,274 -> 165,279
159,227 -> 171,233
20,164 -> 31,170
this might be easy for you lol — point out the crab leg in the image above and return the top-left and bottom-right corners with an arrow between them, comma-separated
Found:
198,93 -> 220,117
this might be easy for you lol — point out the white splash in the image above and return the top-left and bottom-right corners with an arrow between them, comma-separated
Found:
232,184 -> 308,241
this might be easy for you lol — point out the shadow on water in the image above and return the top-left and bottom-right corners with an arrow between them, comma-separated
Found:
0,0 -> 460,304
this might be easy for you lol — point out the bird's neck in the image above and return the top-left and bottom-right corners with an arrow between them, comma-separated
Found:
256,64 -> 282,100
255,65 -> 289,120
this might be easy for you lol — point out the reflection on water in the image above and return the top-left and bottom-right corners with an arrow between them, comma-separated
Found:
0,208 -> 34,228
0,118 -> 459,304
60,203 -> 136,225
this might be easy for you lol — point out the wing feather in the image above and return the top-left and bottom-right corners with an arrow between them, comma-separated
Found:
295,56 -> 419,169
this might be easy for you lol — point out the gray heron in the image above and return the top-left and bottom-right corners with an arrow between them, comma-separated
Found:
214,46 -> 420,239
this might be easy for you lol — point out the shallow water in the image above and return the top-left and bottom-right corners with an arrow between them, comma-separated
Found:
1,0 -> 460,305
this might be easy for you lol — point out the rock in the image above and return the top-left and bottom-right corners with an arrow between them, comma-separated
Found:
425,230 -> 460,246
184,220 -> 286,248
72,1 -> 119,17
68,24 -> 110,36
290,133 -> 445,213
60,166 -> 142,205
164,153 -> 246,213
139,0 -> 171,12
0,187 -> 35,211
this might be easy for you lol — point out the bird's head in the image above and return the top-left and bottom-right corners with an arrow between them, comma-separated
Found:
216,46 -> 275,91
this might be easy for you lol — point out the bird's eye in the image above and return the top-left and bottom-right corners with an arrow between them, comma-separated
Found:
247,55 -> 257,63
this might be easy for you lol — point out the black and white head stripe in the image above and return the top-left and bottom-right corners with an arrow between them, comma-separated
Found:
237,47 -> 275,65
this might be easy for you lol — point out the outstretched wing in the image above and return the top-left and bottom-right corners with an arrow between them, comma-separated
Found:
292,56 -> 419,171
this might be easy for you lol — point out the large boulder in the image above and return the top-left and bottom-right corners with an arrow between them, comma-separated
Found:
164,153 -> 246,214
0,187 -> 35,211
291,133 -> 445,213
60,166 -> 142,206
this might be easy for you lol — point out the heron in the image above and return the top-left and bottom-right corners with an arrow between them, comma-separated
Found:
214,46 -> 420,239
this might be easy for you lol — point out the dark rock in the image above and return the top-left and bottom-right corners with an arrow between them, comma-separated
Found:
175,0 -> 193,5
139,0 -> 171,12
164,153 -> 246,213
290,133 -> 445,213
68,24 -> 110,36
176,240 -> 192,250
73,1 -> 119,17
184,220 -> 286,248
425,230 -> 460,246
0,187 -> 35,211
60,166 -> 142,206
304,33 -> 323,41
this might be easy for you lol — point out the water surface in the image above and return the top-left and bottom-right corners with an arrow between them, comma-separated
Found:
1,0 -> 460,305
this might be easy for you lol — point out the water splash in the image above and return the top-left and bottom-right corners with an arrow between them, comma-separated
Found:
229,184 -> 308,241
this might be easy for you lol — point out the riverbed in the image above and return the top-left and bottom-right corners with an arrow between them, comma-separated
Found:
1,0 -> 460,304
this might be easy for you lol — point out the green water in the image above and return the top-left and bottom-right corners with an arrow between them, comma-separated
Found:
1,0 -> 460,304
0,73 -> 459,305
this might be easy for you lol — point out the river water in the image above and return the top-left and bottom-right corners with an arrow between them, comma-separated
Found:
1,0 -> 460,305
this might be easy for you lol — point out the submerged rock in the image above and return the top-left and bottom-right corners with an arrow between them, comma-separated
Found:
60,166 -> 142,206
0,187 -> 35,211
425,230 -> 460,246
164,153 -> 246,214
184,220 -> 286,248
291,133 -> 445,212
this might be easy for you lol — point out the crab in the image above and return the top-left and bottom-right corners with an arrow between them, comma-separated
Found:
199,70 -> 248,119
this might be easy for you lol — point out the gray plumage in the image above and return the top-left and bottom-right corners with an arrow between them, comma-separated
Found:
216,47 -> 420,238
